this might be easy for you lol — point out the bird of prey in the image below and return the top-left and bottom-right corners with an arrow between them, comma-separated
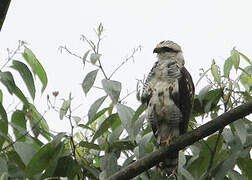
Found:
141,40 -> 194,176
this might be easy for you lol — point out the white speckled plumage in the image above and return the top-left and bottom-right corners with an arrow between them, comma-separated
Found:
141,40 -> 195,176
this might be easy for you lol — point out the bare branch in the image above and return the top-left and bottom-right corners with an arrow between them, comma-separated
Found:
109,46 -> 142,79
107,100 -> 252,180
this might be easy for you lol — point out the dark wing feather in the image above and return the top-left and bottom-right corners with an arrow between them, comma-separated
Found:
178,67 -> 195,134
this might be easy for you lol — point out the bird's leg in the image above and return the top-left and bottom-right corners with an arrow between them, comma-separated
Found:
160,135 -> 174,145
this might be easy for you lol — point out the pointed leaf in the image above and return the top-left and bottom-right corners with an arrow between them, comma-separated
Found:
59,95 -> 71,120
78,124 -> 95,132
13,142 -> 37,166
116,104 -> 135,137
110,140 -> 135,151
23,47 -> 48,93
82,69 -> 99,95
239,51 -> 252,66
233,119 -> 247,144
131,104 -> 147,124
237,157 -> 252,179
90,53 -> 101,65
0,71 -> 29,105
198,85 -> 212,105
87,96 -> 107,124
0,90 -> 2,103
0,71 -> 15,94
82,50 -> 91,68
26,142 -> 63,176
0,103 -> 7,148
228,170 -> 244,180
223,57 -> 233,77
79,141 -> 100,150
211,61 -> 221,84
92,114 -> 118,142
240,65 -> 252,91
11,110 -> 26,141
231,48 -> 240,70
102,79 -> 121,104
53,156 -> 80,178
0,158 -> 7,178
29,104 -> 50,141
11,60 -> 36,99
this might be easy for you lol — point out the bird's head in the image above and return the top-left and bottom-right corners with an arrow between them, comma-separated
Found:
153,40 -> 184,65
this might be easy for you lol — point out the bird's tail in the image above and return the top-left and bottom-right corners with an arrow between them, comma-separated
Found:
158,150 -> 178,176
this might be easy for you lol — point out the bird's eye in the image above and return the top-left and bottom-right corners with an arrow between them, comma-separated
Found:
162,47 -> 177,53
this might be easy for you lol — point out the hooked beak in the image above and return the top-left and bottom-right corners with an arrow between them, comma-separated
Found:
153,48 -> 160,53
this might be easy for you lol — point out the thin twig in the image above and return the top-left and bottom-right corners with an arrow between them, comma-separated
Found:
0,41 -> 24,70
109,46 -> 142,79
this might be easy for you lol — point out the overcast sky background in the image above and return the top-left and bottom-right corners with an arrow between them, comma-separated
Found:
1,0 -> 252,133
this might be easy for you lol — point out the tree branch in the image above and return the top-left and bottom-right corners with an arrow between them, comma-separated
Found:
107,100 -> 252,180
0,0 -> 11,31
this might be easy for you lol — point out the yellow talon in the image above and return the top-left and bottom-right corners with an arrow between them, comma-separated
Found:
161,135 -> 174,145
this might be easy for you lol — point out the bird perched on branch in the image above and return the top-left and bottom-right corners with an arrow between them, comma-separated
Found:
141,40 -> 194,176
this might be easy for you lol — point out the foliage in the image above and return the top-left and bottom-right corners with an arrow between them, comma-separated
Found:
0,25 -> 252,180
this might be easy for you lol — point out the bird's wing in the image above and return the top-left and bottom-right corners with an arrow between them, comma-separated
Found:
177,67 -> 195,134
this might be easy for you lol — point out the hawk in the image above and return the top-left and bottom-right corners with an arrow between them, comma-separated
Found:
141,40 -> 194,176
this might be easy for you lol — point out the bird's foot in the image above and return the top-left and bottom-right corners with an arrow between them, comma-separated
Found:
160,135 -> 174,145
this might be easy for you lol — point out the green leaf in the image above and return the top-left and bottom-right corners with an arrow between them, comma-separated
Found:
192,88 -> 223,117
102,79 -> 121,104
0,71 -> 29,105
11,60 -> 36,99
53,156 -> 80,178
0,103 -> 7,148
240,65 -> 252,91
239,51 -> 252,66
82,50 -> 91,68
97,23 -> 103,36
13,142 -> 37,166
237,157 -> 252,179
211,61 -> 221,84
223,57 -> 233,77
29,104 -> 50,141
92,114 -> 118,142
228,170 -> 244,180
59,94 -> 72,120
0,90 -> 2,103
11,110 -> 26,141
231,48 -> 240,70
110,140 -> 135,151
22,47 -> 48,93
25,142 -> 63,176
90,53 -> 101,65
198,85 -> 212,105
100,152 -> 120,177
79,141 -> 100,150
108,125 -> 124,143
131,104 -> 147,125
0,158 -> 7,178
138,133 -> 152,158
87,96 -> 107,124
116,103 -> 135,138
78,124 -> 95,132
213,152 -> 239,180
233,119 -> 247,144
0,71 -> 15,93
83,165 -> 100,179
82,69 -> 99,95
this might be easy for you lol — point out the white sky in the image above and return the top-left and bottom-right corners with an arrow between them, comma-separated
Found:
1,0 -> 252,133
